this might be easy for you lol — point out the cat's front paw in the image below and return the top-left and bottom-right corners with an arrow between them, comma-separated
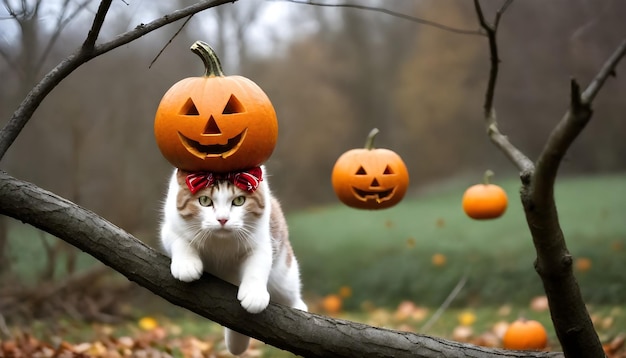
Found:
170,256 -> 203,282
237,282 -> 270,314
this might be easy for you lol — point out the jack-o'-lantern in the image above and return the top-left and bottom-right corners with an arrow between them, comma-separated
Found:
331,128 -> 409,210
154,41 -> 278,172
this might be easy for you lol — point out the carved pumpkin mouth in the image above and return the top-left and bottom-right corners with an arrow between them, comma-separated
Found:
178,128 -> 247,159
351,187 -> 396,203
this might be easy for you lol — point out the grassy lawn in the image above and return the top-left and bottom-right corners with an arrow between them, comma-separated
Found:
289,173 -> 626,308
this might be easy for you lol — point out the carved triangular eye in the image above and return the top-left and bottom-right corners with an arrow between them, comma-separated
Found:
356,166 -> 367,175
180,98 -> 199,115
223,94 -> 244,114
383,165 -> 394,175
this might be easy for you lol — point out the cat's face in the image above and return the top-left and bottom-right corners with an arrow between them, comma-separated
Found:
176,171 -> 265,239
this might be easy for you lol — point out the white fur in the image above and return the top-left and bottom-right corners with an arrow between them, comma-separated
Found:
159,167 -> 307,355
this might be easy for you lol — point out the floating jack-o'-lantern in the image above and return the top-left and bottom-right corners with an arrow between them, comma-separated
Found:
154,41 -> 278,172
331,128 -> 409,210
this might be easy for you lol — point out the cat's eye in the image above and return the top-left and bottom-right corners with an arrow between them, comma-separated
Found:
198,196 -> 213,207
232,196 -> 246,206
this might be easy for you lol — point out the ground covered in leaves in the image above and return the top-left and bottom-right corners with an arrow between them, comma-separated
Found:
2,296 -> 626,358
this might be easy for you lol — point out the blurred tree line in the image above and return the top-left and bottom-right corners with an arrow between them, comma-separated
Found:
1,0 -> 624,242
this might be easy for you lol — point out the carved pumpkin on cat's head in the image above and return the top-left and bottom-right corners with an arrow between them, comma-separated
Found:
332,129 -> 409,210
154,41 -> 277,173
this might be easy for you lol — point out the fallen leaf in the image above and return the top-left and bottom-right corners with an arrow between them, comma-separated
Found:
530,295 -> 549,312
458,311 -> 476,326
138,316 -> 159,331
452,325 -> 473,342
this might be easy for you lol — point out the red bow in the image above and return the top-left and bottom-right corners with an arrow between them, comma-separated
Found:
185,167 -> 263,194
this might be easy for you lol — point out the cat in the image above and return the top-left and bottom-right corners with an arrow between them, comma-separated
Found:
159,166 -> 307,356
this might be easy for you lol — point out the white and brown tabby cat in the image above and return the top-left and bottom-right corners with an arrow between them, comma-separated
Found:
159,166 -> 307,356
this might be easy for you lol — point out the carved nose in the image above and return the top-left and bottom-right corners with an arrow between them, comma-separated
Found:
218,218 -> 228,226
370,178 -> 380,187
204,115 -> 221,135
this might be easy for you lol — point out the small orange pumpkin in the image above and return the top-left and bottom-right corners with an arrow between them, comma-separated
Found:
462,170 -> 508,219
331,128 -> 409,210
321,294 -> 342,315
154,41 -> 277,172
502,318 -> 548,350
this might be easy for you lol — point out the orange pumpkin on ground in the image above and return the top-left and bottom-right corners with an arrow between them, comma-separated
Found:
154,41 -> 278,172
321,294 -> 342,315
331,128 -> 409,210
462,170 -> 508,219
502,318 -> 548,350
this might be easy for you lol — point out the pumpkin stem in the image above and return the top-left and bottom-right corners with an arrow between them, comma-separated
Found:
483,169 -> 495,185
190,41 -> 224,77
364,128 -> 380,150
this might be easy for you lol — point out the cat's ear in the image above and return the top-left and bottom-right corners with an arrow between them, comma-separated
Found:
176,169 -> 190,186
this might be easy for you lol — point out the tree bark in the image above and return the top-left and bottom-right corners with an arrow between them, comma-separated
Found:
0,170 -> 564,358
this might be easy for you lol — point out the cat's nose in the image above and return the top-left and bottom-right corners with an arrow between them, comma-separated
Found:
218,218 -> 228,226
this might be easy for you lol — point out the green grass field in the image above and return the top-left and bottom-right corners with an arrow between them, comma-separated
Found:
288,173 -> 626,308
6,173 -> 624,308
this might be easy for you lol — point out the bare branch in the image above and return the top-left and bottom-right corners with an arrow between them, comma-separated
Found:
474,1 -> 624,356
149,14 -> 195,69
474,0 -> 533,172
581,39 -> 626,103
0,171 -> 565,358
83,0 -> 113,50
487,117 -> 535,173
535,39 -> 626,202
474,0 -> 515,117
0,0 -> 237,162
493,0 -> 514,29
271,0 -> 484,36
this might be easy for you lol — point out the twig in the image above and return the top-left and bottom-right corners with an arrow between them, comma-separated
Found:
149,14 -> 195,69
421,272 -> 469,333
271,0 -> 484,36
474,0 -> 515,118
83,0 -> 113,51
474,0 -> 533,173
581,39 -> 626,104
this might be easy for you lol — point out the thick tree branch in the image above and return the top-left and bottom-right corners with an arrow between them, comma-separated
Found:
475,1 -> 626,357
0,0 -> 236,162
527,40 -> 625,357
0,171 -> 564,358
